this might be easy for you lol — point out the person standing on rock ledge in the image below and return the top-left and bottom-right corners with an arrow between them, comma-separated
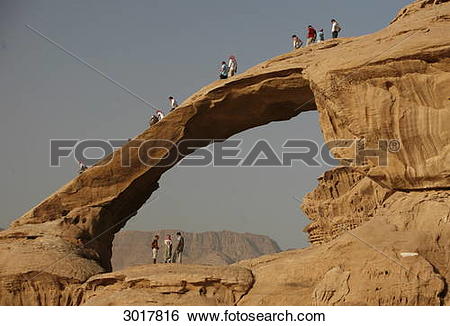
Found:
164,234 -> 173,263
227,55 -> 238,77
78,161 -> 88,174
148,114 -> 159,127
292,34 -> 303,50
173,231 -> 185,263
151,235 -> 160,264
149,109 -> 165,127
168,96 -> 178,112
331,19 -> 342,39
318,29 -> 325,42
156,110 -> 164,121
219,61 -> 229,79
306,25 -> 317,46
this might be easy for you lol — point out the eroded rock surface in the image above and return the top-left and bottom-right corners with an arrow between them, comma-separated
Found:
77,264 -> 254,306
238,191 -> 450,305
0,0 -> 449,305
302,167 -> 394,245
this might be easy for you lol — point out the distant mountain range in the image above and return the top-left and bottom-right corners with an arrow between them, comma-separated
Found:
112,230 -> 281,271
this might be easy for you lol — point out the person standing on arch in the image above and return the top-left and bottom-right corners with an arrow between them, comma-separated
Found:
292,34 -> 303,50
318,29 -> 325,42
227,55 -> 238,77
151,234 -> 160,264
306,25 -> 317,46
331,19 -> 342,39
219,61 -> 229,79
156,110 -> 164,121
172,231 -> 185,263
148,113 -> 159,127
78,161 -> 88,174
168,96 -> 178,112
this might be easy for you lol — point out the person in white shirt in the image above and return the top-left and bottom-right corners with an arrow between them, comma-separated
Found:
168,96 -> 178,111
292,34 -> 303,50
78,161 -> 88,174
331,19 -> 342,39
156,110 -> 164,120
227,55 -> 237,77
164,235 -> 173,263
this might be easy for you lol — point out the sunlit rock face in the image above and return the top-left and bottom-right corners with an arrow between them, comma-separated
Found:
0,0 -> 449,306
302,167 -> 394,245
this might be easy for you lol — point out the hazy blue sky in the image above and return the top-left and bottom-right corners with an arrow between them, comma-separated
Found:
0,0 -> 411,249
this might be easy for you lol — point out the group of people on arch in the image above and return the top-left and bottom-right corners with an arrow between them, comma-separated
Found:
292,19 -> 342,50
78,18 -> 343,174
147,18 -> 343,129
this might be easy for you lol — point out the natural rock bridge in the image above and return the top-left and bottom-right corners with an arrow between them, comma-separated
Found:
1,0 -> 449,305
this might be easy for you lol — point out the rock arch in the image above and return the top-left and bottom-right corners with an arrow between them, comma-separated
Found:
1,0 -> 450,305
10,68 -> 317,272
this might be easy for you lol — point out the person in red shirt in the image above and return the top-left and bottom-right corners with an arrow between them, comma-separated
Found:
306,25 -> 317,46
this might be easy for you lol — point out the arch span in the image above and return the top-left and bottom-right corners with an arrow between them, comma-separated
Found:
2,1 -> 450,305
12,67 -> 317,271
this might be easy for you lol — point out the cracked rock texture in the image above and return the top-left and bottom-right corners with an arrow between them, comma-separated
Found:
0,0 -> 449,305
302,167 -> 395,245
77,264 -> 254,306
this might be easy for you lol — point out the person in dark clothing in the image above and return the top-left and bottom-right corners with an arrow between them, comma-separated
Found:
149,114 -> 159,127
318,29 -> 325,42
172,231 -> 185,263
219,61 -> 228,79
151,235 -> 160,264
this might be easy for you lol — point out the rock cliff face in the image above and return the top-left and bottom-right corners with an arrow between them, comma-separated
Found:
302,167 -> 395,245
239,190 -> 450,305
111,230 -> 281,270
0,0 -> 449,305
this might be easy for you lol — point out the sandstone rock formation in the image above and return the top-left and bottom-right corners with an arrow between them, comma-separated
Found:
302,167 -> 395,245
0,0 -> 449,305
238,190 -> 450,305
77,264 -> 253,306
112,230 -> 280,270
